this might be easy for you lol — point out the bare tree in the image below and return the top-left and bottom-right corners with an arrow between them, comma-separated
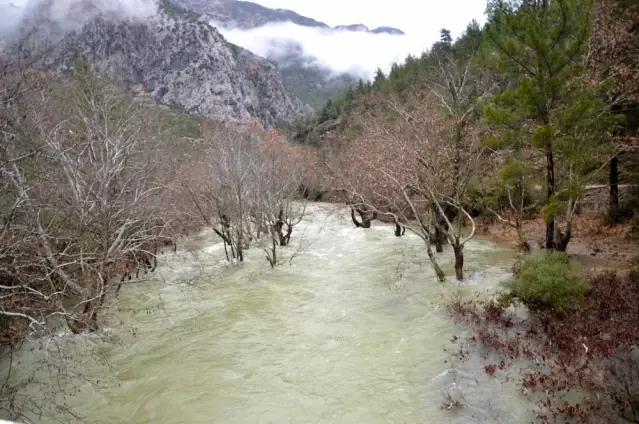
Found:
40,68 -> 168,331
0,64 -> 171,340
249,128 -> 311,267
408,32 -> 494,280
333,93 -> 447,281
0,63 -> 204,423
182,123 -> 315,267
328,33 -> 492,281
0,69 -> 70,341
183,124 -> 259,263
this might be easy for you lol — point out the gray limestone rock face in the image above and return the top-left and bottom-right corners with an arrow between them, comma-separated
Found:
4,6 -> 311,126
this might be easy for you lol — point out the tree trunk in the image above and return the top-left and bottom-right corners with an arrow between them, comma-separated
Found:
284,224 -> 292,245
394,221 -> 403,237
82,276 -> 108,333
609,155 -> 620,222
554,228 -> 572,252
150,246 -> 158,272
236,229 -> 244,262
545,150 -> 556,250
350,207 -> 363,228
453,243 -> 464,281
88,290 -> 106,332
268,236 -> 277,267
432,204 -> 452,253
425,241 -> 445,282
516,222 -> 531,253
434,226 -> 445,253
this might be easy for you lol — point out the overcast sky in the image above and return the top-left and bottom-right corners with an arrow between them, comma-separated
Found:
218,0 -> 489,80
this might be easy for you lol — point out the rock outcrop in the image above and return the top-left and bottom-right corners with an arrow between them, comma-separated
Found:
2,1 -> 310,126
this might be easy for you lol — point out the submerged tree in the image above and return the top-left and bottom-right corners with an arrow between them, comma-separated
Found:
183,123 -> 315,267
250,128 -> 314,267
334,93 -> 448,281
414,22 -> 493,279
0,65 -> 187,422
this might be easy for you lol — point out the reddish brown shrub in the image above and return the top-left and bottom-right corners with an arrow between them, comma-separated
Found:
448,270 -> 639,423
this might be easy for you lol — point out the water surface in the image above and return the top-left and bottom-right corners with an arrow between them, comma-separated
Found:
4,203 -> 536,423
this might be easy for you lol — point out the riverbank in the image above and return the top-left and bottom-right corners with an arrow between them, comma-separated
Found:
449,211 -> 639,423
476,213 -> 638,271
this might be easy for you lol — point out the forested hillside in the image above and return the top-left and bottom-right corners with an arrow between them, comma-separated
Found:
286,0 -> 639,254
281,0 -> 639,420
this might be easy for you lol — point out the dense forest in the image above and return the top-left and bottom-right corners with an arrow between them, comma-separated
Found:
284,0 -> 639,256
2,0 -> 639,422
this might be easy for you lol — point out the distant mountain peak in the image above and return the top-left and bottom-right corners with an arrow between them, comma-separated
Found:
371,26 -> 405,36
332,24 -> 405,35
170,0 -> 404,35
334,23 -> 369,32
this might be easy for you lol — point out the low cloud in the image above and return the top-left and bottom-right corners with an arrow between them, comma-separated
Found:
0,0 -> 158,40
215,21 -> 433,80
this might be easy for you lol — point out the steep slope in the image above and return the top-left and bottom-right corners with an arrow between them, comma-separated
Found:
4,3 -> 310,125
274,47 -> 358,107
166,0 -> 405,108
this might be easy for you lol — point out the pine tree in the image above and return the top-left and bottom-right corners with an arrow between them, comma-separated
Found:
482,0 -> 622,251
440,28 -> 453,44
373,67 -> 386,89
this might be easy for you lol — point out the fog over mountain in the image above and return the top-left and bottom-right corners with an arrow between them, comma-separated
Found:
0,0 -> 489,110
226,0 -> 489,79
216,21 -> 429,80
0,0 -> 158,39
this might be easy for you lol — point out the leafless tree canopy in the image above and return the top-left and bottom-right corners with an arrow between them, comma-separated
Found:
325,43 -> 493,281
0,67 -> 208,421
180,122 -> 316,267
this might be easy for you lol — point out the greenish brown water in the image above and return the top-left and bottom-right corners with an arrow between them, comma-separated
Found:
3,203 -> 537,423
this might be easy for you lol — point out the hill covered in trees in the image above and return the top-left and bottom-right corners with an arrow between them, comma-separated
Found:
282,0 -> 639,420
285,0 -> 639,235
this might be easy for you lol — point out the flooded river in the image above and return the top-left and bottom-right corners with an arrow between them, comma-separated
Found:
3,203 -> 537,423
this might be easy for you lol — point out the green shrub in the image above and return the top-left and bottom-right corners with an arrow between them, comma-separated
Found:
500,252 -> 589,315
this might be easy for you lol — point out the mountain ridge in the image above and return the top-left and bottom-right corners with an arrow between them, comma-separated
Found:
166,0 -> 403,108
170,0 -> 405,35
2,2 -> 311,125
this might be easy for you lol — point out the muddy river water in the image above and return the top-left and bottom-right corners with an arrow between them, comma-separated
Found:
4,203 -> 538,423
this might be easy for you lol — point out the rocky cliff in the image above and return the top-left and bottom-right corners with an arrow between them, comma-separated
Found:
2,1 -> 310,126
165,0 -> 404,108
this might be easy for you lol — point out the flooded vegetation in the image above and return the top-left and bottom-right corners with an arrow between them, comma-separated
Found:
2,0 -> 638,421
2,204 -> 539,423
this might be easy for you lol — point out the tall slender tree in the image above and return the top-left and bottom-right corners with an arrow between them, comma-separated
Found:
482,0 -> 621,251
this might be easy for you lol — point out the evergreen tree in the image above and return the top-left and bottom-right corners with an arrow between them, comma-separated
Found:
373,67 -> 386,89
482,0 -> 622,251
440,28 -> 453,44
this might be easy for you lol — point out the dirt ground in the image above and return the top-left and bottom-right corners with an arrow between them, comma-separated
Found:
476,213 -> 639,271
